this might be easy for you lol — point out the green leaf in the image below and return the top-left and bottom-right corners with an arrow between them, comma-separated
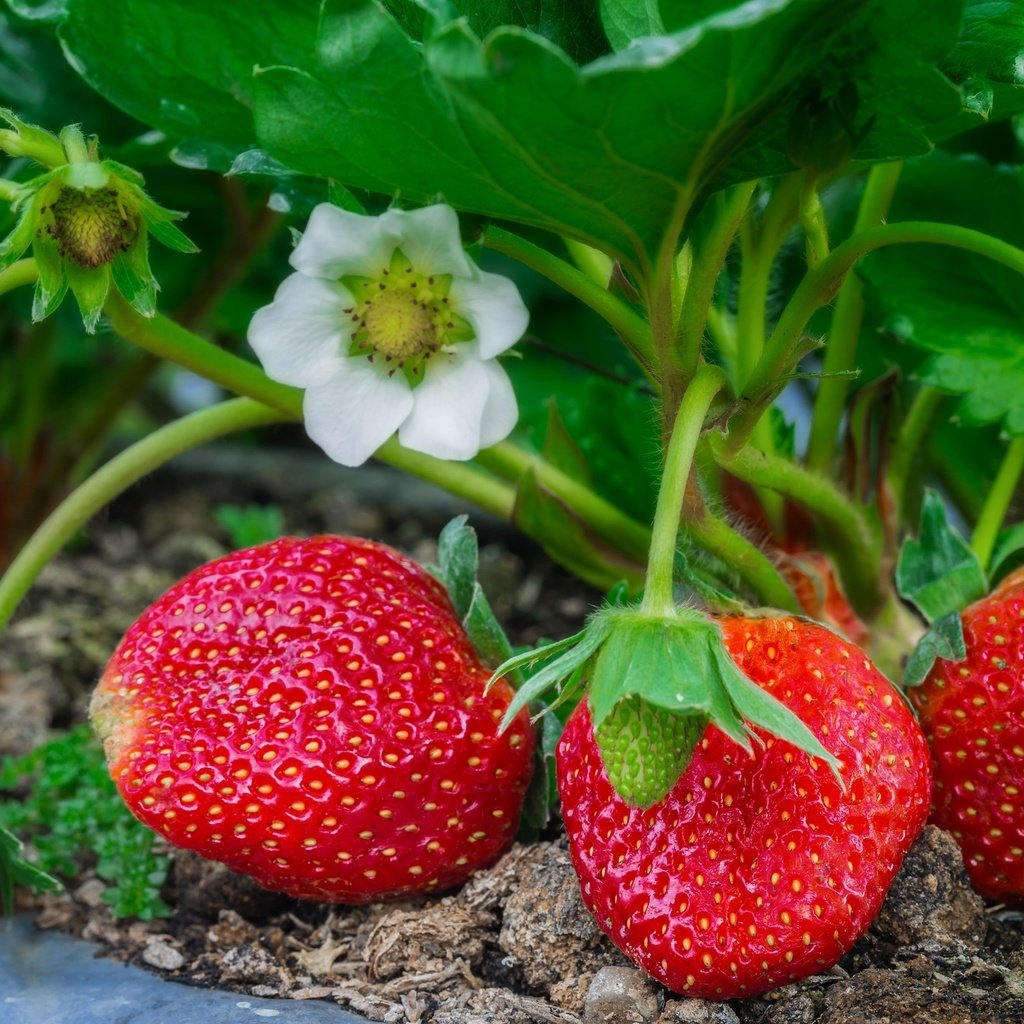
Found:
903,610 -> 966,688
253,0 -> 884,263
0,824 -> 61,916
599,0 -> 664,51
435,514 -> 478,619
990,522 -> 1024,585
931,0 -> 1024,137
896,489 -> 988,621
516,709 -> 564,839
462,583 -> 515,670
58,0 -> 322,151
213,502 -> 285,549
540,401 -> 592,484
860,151 -> 1024,434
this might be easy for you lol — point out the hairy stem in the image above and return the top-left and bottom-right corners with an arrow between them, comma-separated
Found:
0,399 -> 289,633
972,435 -> 1024,572
805,162 -> 903,473
642,365 -> 727,615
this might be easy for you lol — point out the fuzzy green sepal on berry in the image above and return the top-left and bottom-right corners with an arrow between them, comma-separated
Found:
0,111 -> 197,332
897,490 -> 989,687
492,605 -> 840,807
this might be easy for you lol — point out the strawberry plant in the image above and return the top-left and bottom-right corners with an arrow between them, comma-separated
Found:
0,0 -> 1023,1008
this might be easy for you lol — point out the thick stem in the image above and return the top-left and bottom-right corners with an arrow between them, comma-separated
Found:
711,438 -> 883,615
642,365 -> 727,615
805,162 -> 903,473
481,226 -> 653,365
972,435 -> 1024,571
103,294 -> 516,520
0,399 -> 289,633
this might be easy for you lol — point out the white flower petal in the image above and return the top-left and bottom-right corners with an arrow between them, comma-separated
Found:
290,204 -> 396,279
248,273 -> 353,388
398,351 -> 492,461
378,205 -> 473,278
450,269 -> 529,358
476,359 -> 519,449
303,359 -> 414,467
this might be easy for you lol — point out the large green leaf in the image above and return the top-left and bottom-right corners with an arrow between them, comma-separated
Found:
254,0 -> 871,264
860,151 -> 1024,433
57,0 -> 321,151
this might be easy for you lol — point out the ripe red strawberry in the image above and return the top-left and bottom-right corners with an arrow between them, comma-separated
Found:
557,616 -> 930,999
911,567 -> 1024,903
91,535 -> 534,903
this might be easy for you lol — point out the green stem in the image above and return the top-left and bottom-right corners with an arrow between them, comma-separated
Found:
798,175 -> 830,268
0,178 -> 22,202
805,162 -> 903,473
677,182 -> 756,379
475,443 -> 651,564
755,221 -> 1024,399
481,226 -> 653,365
688,513 -> 801,613
711,437 -> 882,614
642,365 -> 727,615
0,258 -> 38,295
0,399 -> 289,633
888,386 -> 943,519
971,435 -> 1024,571
104,293 -> 517,520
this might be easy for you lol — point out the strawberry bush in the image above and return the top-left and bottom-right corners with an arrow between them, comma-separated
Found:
1,0 -> 1024,1007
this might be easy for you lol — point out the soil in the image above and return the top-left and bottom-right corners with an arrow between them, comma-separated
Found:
3,446 -> 1024,1024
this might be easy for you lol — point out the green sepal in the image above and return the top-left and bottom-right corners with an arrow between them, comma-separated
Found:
902,611 -> 966,690
896,489 -> 988,623
110,235 -> 158,318
431,515 -> 514,673
0,824 -> 62,917
100,157 -> 146,188
594,697 -> 705,808
0,201 -> 39,271
65,260 -> 110,333
137,194 -> 199,254
31,232 -> 68,321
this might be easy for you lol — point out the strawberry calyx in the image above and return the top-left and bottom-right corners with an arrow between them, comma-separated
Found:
896,490 -> 988,687
491,604 -> 840,808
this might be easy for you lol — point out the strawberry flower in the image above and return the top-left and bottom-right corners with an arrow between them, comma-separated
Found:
248,203 -> 528,466
0,111 -> 197,332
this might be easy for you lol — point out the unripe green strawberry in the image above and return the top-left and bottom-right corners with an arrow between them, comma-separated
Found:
91,536 -> 534,903
911,567 -> 1024,903
557,616 -> 930,999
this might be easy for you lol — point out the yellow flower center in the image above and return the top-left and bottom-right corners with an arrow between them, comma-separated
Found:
361,289 -> 438,361
49,185 -> 138,268
343,249 -> 473,385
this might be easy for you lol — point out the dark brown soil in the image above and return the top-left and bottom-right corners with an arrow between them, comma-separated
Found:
4,450 -> 1024,1024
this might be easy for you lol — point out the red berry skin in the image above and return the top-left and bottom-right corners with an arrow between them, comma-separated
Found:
557,616 -> 930,1000
91,536 -> 534,903
912,568 -> 1024,903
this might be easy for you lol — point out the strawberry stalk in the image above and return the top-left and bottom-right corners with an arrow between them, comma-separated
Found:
971,435 -> 1024,572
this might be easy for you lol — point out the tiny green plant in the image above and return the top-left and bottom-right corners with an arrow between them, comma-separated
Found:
0,725 -> 170,919
213,502 -> 286,549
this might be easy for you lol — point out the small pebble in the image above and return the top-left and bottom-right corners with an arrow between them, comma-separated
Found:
141,938 -> 184,971
584,966 -> 661,1023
